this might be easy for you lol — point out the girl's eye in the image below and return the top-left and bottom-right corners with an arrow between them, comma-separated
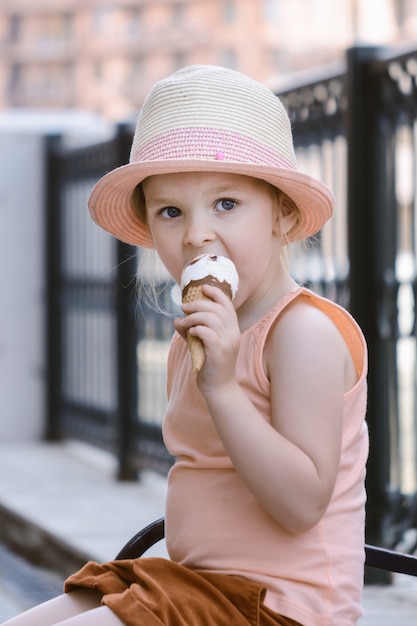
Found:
216,198 -> 236,212
160,206 -> 181,219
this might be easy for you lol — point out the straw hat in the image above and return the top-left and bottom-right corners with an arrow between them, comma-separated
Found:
88,65 -> 334,248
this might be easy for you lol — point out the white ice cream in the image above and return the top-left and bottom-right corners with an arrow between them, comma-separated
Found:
181,254 -> 239,299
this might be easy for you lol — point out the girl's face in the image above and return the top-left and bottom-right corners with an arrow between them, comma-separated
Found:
142,172 -> 292,312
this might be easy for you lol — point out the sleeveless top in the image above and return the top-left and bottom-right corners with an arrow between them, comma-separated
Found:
163,286 -> 368,626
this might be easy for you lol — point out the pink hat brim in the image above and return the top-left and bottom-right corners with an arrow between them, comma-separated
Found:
88,159 -> 335,248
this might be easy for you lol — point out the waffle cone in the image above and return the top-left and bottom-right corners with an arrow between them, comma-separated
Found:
182,284 -> 213,372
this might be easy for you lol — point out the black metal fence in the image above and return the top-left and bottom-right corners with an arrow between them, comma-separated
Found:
46,44 -> 417,551
45,127 -> 175,478
344,45 -> 417,551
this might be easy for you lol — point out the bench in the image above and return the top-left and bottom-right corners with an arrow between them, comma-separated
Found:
116,517 -> 417,577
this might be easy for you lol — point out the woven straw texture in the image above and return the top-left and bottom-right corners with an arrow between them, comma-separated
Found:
88,65 -> 334,247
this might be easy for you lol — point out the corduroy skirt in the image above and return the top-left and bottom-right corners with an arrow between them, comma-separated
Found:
64,557 -> 302,626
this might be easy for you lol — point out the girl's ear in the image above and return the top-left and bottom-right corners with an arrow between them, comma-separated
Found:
270,186 -> 299,241
273,212 -> 297,239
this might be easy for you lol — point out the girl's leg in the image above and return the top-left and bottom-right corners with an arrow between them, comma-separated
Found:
1,590 -> 102,626
55,606 -> 126,625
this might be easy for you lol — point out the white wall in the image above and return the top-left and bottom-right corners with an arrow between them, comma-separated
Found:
0,133 -> 46,440
0,113 -> 112,441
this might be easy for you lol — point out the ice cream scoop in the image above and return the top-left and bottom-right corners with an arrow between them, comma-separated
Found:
181,254 -> 239,372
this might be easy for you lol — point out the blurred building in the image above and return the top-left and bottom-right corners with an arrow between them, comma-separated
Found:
0,0 -> 417,121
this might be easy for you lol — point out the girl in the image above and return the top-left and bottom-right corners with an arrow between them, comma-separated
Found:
4,65 -> 368,626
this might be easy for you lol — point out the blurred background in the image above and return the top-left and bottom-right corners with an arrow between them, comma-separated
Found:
2,1 -> 417,621
1,0 -> 417,121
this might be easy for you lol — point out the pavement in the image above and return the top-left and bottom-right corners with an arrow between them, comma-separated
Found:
0,442 -> 417,624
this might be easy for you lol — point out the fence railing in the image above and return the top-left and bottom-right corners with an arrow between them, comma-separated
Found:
46,127 -> 175,478
46,44 -> 417,552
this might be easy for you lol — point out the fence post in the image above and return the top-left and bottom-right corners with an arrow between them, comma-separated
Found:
346,46 -> 398,555
45,134 -> 63,441
114,124 -> 139,480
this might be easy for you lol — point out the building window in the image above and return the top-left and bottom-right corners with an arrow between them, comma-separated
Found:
131,58 -> 143,83
9,15 -> 21,42
262,0 -> 281,22
94,61 -> 103,81
220,49 -> 237,69
92,8 -> 107,33
128,7 -> 142,38
9,64 -> 22,92
172,3 -> 184,26
125,57 -> 144,101
38,63 -> 72,100
270,47 -> 289,72
223,0 -> 237,23
61,13 -> 72,40
173,52 -> 186,70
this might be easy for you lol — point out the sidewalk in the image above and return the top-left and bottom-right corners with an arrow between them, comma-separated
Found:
1,442 -> 417,624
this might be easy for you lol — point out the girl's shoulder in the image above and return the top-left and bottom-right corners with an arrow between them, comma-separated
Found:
262,287 -> 367,387
268,292 -> 350,358
251,286 -> 365,351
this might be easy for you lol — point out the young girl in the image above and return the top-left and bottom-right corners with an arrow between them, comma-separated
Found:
4,65 -> 368,626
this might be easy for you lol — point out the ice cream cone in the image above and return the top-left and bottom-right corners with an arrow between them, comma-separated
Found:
180,254 -> 239,373
182,284 -> 213,372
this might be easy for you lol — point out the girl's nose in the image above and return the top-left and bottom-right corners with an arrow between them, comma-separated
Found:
183,214 -> 216,247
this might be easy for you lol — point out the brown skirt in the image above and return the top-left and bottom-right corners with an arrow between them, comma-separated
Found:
64,557 -> 302,626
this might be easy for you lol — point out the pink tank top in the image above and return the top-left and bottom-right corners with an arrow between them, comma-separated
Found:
163,287 -> 368,626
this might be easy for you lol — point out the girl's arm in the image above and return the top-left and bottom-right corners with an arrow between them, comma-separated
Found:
177,288 -> 353,534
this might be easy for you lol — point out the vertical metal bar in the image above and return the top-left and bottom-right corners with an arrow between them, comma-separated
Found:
44,134 -> 63,441
346,45 -> 397,551
114,125 -> 139,480
116,239 -> 139,480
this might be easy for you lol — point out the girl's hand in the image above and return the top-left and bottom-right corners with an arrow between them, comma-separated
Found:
173,284 -> 240,392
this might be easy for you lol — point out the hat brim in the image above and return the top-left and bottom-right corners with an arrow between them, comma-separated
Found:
88,159 -> 335,248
